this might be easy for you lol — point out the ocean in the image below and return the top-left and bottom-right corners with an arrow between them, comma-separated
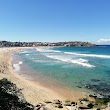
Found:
13,46 -> 110,96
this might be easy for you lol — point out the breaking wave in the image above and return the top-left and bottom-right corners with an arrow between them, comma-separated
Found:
36,48 -> 61,53
64,52 -> 110,59
19,51 -> 28,53
44,55 -> 95,68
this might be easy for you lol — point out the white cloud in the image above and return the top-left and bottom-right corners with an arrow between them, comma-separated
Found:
97,39 -> 110,44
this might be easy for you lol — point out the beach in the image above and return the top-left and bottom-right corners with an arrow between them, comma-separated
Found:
0,47 -> 110,110
0,47 -> 82,110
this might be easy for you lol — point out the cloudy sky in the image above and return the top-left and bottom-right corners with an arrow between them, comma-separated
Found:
96,39 -> 110,45
0,0 -> 110,44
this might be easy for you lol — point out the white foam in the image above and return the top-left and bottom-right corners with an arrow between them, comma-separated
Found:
64,52 -> 110,59
19,51 -> 28,53
13,61 -> 23,71
34,60 -> 51,63
45,55 -> 95,68
26,54 -> 30,56
46,55 -> 70,62
36,48 -> 61,53
13,64 -> 20,71
19,61 -> 23,65
77,58 -> 88,63
71,59 -> 95,68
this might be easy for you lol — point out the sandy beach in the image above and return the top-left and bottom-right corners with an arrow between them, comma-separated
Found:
0,47 -> 76,110
1,47 -> 110,110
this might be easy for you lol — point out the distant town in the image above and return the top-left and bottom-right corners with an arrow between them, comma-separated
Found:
0,41 -> 96,47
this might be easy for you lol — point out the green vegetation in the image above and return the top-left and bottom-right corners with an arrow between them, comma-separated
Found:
0,78 -> 34,110
95,98 -> 110,105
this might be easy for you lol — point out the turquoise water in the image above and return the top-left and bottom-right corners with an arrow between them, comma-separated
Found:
17,46 -> 110,95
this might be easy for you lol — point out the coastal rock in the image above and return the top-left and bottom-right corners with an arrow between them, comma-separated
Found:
64,102 -> 71,106
35,103 -> 46,110
89,94 -> 105,99
78,104 -> 93,109
64,101 -> 76,106
44,100 -> 52,104
84,84 -> 92,89
84,82 -> 110,94
78,100 -> 94,109
80,100 -> 92,105
55,104 -> 63,108
91,79 -> 100,82
78,106 -> 91,109
71,101 -> 76,105
53,99 -> 61,104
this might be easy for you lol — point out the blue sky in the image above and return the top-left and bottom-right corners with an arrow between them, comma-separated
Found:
0,0 -> 110,44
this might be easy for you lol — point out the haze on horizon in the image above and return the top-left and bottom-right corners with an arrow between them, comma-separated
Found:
0,0 -> 110,44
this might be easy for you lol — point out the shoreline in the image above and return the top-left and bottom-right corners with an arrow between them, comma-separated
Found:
0,48 -> 92,110
0,47 -> 110,109
0,47 -> 85,102
12,47 -> 85,101
0,47 -> 65,105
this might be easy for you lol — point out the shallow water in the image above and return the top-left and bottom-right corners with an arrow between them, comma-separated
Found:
14,46 -> 110,96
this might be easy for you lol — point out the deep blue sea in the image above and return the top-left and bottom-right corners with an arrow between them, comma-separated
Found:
15,46 -> 110,95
